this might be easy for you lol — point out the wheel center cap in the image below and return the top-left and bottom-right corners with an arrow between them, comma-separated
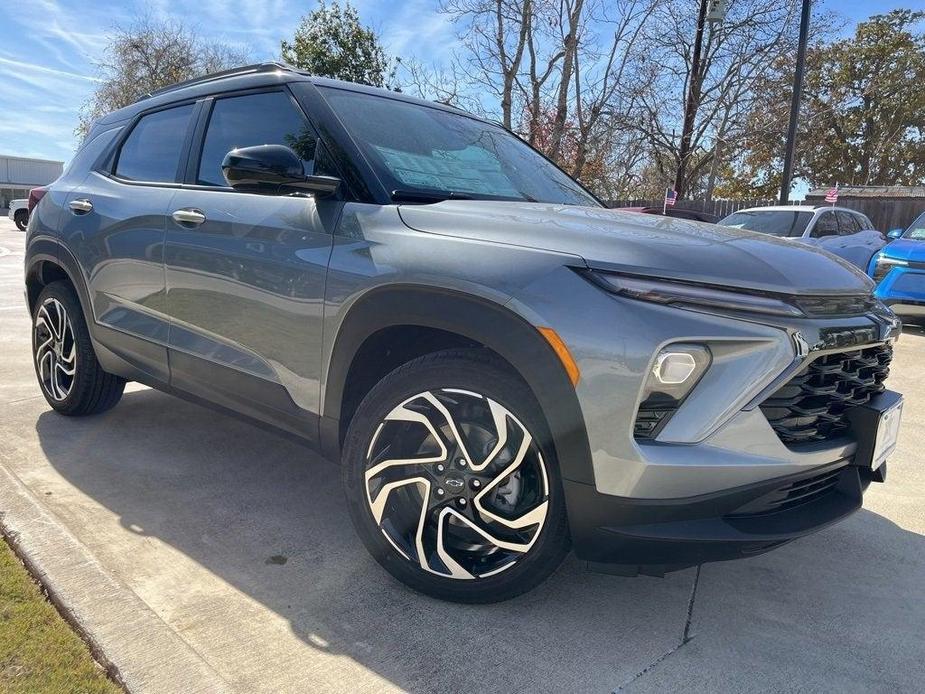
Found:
444,476 -> 465,492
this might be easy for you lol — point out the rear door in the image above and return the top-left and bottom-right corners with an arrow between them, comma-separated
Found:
58,102 -> 198,383
163,88 -> 340,437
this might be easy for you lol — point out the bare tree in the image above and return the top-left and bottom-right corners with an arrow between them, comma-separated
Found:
77,15 -> 249,141
633,0 -> 803,198
440,0 -> 655,197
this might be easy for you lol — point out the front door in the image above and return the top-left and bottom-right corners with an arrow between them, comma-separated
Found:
163,90 -> 339,439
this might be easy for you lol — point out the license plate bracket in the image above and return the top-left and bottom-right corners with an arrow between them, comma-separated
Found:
846,390 -> 903,470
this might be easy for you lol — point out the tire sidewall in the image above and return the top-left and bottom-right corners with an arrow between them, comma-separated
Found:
32,282 -> 95,414
342,351 -> 569,602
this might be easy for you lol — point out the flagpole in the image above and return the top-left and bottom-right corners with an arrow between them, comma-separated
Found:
663,187 -> 669,215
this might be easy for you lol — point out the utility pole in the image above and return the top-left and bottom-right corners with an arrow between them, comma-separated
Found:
780,0 -> 812,203
674,0 -> 710,199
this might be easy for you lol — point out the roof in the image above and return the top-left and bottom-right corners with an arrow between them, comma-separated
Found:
96,62 -> 475,129
734,205 -> 816,213
806,185 -> 925,199
0,154 -> 64,165
731,205 -> 859,214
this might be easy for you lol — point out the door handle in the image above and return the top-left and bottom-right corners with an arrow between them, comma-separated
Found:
172,208 -> 206,226
69,198 -> 93,215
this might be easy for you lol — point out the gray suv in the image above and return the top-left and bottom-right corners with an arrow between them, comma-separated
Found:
25,63 -> 903,602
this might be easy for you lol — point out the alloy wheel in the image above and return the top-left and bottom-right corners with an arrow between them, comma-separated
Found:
364,388 -> 550,579
34,297 -> 77,401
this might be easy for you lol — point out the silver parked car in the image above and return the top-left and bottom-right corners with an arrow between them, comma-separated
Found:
720,205 -> 887,270
24,63 -> 903,602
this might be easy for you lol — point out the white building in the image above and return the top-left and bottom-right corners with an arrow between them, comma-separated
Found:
0,154 -> 64,210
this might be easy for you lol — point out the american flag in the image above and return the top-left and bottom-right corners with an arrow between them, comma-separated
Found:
665,188 -> 678,207
825,185 -> 839,204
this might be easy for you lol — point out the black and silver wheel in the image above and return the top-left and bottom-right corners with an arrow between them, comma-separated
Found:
14,209 -> 28,231
343,349 -> 569,602
32,281 -> 125,415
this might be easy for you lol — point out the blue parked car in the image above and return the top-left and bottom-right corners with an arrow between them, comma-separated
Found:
869,211 -> 925,322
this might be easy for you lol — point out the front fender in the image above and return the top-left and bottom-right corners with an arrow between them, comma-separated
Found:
321,284 -> 595,485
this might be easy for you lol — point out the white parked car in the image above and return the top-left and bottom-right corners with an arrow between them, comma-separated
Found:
8,198 -> 28,231
719,205 -> 887,270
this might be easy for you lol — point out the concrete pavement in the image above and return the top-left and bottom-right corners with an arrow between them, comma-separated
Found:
1,217 -> 922,692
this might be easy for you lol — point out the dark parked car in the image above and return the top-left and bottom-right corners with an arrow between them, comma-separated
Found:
620,205 -> 720,223
24,63 -> 902,602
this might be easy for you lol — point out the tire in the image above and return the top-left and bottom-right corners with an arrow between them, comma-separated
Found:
14,210 -> 28,231
32,281 -> 125,416
343,348 -> 570,603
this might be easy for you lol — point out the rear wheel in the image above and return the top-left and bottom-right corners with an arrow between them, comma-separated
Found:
14,209 -> 28,231
343,349 -> 569,603
32,281 -> 125,415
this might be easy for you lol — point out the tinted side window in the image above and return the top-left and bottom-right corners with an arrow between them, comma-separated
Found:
197,91 -> 316,186
855,213 -> 874,230
812,212 -> 839,238
115,104 -> 194,182
836,211 -> 861,234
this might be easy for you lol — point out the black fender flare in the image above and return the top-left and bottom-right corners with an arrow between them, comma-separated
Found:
25,236 -> 93,321
321,285 -> 594,485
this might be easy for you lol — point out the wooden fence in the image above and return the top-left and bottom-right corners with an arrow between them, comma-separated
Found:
804,195 -> 924,233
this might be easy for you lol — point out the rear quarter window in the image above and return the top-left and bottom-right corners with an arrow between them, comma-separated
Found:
114,104 -> 194,183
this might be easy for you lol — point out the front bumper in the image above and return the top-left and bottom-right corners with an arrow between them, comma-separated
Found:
565,458 -> 876,571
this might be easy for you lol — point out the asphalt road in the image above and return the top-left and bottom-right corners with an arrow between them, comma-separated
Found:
1,217 -> 923,693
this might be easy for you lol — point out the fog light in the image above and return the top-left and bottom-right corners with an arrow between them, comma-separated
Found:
653,352 -> 697,385
634,344 -> 711,440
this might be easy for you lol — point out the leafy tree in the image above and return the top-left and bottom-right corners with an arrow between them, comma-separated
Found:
281,1 -> 393,87
77,16 -> 249,141
728,10 -> 925,196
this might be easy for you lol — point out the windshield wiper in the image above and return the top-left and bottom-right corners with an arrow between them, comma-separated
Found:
391,189 -> 474,203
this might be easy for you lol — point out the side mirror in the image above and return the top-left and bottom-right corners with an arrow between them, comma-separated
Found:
221,145 -> 340,197
887,228 -> 904,240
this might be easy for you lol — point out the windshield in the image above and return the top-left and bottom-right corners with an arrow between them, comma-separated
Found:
903,212 -> 925,240
719,210 -> 813,237
319,87 -> 600,206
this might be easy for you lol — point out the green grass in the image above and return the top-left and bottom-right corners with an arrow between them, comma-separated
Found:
0,537 -> 121,694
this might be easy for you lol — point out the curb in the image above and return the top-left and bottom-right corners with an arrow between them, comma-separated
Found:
0,462 -> 233,693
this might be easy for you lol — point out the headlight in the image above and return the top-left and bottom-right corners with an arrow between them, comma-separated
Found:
872,255 -> 906,285
587,272 -> 805,317
635,344 -> 711,439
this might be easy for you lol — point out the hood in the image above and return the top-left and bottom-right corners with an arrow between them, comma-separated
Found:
399,201 -> 873,295
879,238 -> 925,262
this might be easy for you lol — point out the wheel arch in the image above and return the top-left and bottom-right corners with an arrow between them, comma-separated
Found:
25,238 -> 91,318
321,285 -> 594,485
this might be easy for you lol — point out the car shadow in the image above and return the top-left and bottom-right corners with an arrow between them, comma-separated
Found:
33,388 -> 925,692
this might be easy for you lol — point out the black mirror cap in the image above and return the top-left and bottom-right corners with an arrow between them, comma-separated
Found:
221,144 -> 340,197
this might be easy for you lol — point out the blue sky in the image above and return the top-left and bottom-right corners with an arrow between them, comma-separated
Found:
1,0 -> 922,165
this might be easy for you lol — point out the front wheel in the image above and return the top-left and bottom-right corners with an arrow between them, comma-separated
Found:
343,349 -> 569,603
14,209 -> 28,231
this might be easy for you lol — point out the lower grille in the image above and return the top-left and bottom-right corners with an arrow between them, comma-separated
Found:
730,466 -> 846,517
760,343 -> 892,444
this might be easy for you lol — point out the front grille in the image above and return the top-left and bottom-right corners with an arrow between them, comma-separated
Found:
729,465 -> 846,517
792,294 -> 878,317
760,343 -> 892,444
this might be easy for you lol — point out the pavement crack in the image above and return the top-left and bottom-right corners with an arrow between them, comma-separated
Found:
682,563 -> 701,644
613,565 -> 702,692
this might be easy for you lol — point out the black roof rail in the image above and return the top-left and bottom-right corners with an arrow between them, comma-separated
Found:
137,62 -> 296,102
